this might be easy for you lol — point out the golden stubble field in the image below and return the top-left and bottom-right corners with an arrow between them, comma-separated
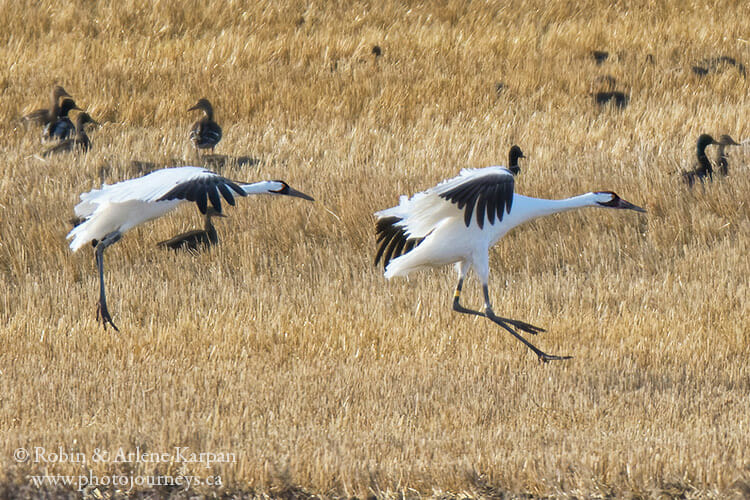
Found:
1,0 -> 749,498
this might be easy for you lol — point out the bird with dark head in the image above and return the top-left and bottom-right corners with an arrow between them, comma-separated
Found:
157,206 -> 227,251
21,85 -> 71,127
42,98 -> 82,143
42,112 -> 99,157
508,145 -> 525,175
682,134 -> 719,187
188,98 -> 222,155
716,134 -> 740,177
374,167 -> 645,362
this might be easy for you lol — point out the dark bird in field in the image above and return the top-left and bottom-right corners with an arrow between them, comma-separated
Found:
67,166 -> 314,330
682,134 -> 719,187
507,145 -> 525,175
42,112 -> 99,157
594,91 -> 629,108
188,98 -> 222,154
716,135 -> 741,177
372,45 -> 382,57
692,56 -> 746,79
21,85 -> 71,127
157,207 -> 226,251
374,161 -> 645,362
592,50 -> 609,64
42,98 -> 81,143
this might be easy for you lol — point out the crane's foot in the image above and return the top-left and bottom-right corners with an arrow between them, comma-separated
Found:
97,301 -> 119,332
484,309 -> 571,362
494,316 -> 545,336
453,302 -> 544,335
452,302 -> 484,317
537,352 -> 573,363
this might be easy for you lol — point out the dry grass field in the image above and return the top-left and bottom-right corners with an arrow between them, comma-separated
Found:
1,0 -> 749,498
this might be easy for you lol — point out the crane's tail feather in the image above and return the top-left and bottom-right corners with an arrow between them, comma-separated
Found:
67,218 -> 95,252
374,216 -> 424,272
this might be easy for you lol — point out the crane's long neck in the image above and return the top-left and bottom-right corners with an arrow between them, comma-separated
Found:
510,193 -> 602,226
241,181 -> 283,195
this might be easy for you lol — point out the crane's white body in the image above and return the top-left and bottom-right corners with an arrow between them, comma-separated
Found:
376,167 -> 602,280
68,166 -> 291,251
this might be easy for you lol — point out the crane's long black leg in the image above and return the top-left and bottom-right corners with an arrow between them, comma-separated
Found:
452,277 -> 482,317
95,232 -> 121,332
452,279 -> 544,335
481,284 -> 571,362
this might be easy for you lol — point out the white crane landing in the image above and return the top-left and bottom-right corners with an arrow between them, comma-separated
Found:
375,160 -> 645,362
68,166 -> 314,331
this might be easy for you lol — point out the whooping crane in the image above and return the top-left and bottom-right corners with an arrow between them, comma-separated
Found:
42,98 -> 81,143
682,134 -> 719,187
374,155 -> 646,362
716,134 -> 740,177
67,166 -> 314,331
157,206 -> 226,251
43,113 -> 99,157
188,98 -> 222,154
21,85 -> 71,127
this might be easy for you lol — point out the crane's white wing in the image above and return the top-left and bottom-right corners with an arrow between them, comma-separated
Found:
374,166 -> 515,268
74,166 -> 247,219
68,167 -> 250,252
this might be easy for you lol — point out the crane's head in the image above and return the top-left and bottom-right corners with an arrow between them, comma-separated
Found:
593,191 -> 646,213
508,145 -> 525,175
269,181 -> 315,201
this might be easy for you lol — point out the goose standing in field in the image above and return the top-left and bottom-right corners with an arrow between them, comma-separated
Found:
682,134 -> 719,187
21,85 -> 71,127
188,98 -> 222,155
67,166 -> 314,331
157,206 -> 226,251
375,164 -> 645,362
506,145 -> 525,174
42,98 -> 81,143
43,112 -> 99,157
716,134 -> 741,177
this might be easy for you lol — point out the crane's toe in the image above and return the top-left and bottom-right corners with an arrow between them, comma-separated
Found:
539,353 -> 573,363
501,317 -> 546,335
97,301 -> 119,332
